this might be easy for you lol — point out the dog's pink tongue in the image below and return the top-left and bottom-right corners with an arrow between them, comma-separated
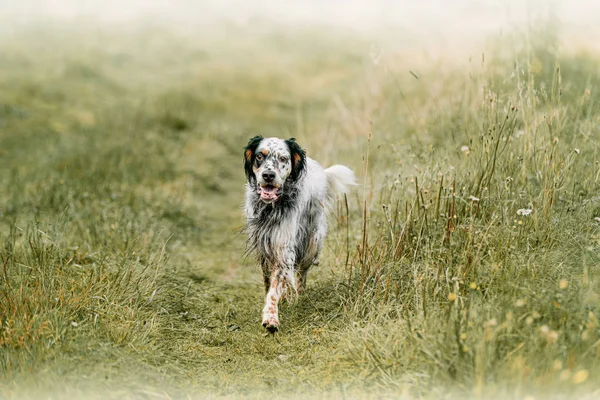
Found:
260,186 -> 278,200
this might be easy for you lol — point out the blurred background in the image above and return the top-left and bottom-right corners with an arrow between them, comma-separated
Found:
3,1 -> 599,52
2,1 -> 600,399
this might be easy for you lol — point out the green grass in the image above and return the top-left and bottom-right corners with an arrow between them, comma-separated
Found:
1,15 -> 600,399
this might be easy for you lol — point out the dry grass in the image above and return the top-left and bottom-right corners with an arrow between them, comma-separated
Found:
1,13 -> 600,400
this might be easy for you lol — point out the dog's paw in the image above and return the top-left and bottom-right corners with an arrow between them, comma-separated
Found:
262,315 -> 279,333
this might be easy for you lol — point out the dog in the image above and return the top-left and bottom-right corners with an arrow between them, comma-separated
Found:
243,136 -> 356,332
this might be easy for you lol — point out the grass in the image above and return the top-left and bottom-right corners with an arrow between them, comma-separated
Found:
1,13 -> 600,399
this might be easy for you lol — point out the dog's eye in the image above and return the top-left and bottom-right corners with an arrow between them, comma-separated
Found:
256,153 -> 263,161
279,156 -> 288,163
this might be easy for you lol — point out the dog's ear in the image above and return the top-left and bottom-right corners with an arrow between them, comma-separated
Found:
285,138 -> 306,181
243,136 -> 263,183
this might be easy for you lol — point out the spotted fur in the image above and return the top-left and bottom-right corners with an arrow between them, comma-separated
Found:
243,136 -> 356,332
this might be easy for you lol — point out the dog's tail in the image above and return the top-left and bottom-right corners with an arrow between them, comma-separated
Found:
324,165 -> 357,202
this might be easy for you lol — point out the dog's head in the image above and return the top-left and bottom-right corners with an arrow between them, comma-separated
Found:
244,136 -> 306,204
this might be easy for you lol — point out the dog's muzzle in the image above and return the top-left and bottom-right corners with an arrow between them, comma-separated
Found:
257,184 -> 282,202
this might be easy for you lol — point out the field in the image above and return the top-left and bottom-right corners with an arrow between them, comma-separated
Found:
1,4 -> 600,399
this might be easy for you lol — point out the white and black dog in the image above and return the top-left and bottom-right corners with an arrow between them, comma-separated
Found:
243,136 -> 356,332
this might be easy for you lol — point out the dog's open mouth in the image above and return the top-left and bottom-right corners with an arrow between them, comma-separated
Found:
257,184 -> 281,202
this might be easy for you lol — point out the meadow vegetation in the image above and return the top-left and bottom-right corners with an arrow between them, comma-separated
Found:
1,14 -> 599,399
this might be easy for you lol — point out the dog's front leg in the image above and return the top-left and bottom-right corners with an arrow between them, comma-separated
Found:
260,260 -> 271,294
262,247 -> 295,333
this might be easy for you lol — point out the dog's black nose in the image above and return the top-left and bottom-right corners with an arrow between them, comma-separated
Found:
262,171 -> 276,183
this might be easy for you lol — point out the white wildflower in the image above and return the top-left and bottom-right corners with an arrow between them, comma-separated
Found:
514,299 -> 527,307
468,196 -> 480,202
485,319 -> 498,327
460,145 -> 470,153
517,208 -> 533,216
